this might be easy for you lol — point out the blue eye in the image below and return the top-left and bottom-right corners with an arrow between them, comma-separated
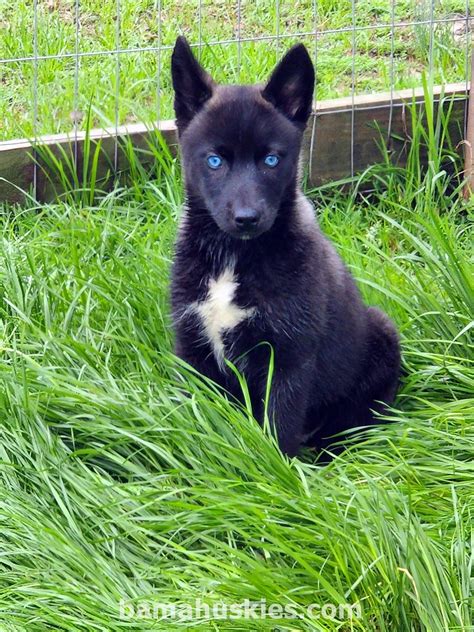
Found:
264,154 -> 279,168
207,155 -> 222,169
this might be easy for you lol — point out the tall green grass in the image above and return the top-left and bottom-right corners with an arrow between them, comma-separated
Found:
0,99 -> 473,630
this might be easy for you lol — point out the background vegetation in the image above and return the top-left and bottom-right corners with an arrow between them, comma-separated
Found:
0,0 -> 471,140
0,1 -> 472,629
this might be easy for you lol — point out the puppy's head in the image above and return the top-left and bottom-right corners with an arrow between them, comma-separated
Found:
171,37 -> 314,239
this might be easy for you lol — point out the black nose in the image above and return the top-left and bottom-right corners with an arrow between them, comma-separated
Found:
234,207 -> 260,231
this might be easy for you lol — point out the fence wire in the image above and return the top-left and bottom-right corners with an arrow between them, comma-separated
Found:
0,0 -> 471,197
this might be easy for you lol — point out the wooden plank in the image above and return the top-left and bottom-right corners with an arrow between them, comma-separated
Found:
306,83 -> 468,185
313,82 -> 467,113
0,121 -> 178,204
0,83 -> 469,204
463,49 -> 474,199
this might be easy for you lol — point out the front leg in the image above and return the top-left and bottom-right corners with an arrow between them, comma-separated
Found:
264,360 -> 314,457
175,333 -> 224,386
174,326 -> 242,402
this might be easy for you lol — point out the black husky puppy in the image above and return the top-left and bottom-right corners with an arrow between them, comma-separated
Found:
170,37 -> 400,457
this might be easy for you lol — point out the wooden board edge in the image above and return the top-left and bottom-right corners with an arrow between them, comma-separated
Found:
0,83 -> 470,203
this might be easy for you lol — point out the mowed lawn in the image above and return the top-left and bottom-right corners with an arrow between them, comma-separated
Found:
0,123 -> 472,629
0,0 -> 471,140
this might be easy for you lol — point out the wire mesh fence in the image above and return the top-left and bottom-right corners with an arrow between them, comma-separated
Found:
0,0 -> 472,191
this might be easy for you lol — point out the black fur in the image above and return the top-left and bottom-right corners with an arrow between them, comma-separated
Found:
170,37 -> 401,457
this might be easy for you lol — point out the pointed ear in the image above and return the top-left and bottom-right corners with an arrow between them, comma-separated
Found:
171,36 -> 215,133
262,44 -> 315,128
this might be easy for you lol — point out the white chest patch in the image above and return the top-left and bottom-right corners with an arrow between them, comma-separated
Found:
191,268 -> 255,368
